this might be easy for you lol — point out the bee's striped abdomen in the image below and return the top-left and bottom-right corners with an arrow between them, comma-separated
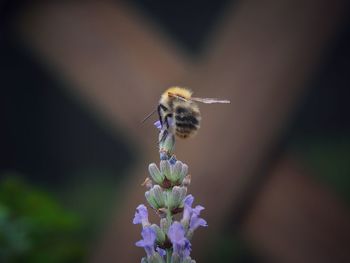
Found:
174,105 -> 201,138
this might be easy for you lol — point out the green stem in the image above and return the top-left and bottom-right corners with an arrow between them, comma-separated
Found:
166,189 -> 173,222
166,249 -> 172,263
166,209 -> 172,223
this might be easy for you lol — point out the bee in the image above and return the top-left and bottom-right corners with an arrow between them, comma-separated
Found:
143,87 -> 230,139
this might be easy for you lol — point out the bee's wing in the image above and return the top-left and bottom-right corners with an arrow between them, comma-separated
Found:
191,97 -> 231,104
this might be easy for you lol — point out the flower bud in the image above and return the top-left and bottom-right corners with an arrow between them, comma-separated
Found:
145,186 -> 166,210
179,163 -> 188,182
151,224 -> 166,244
152,185 -> 165,208
170,161 -> 183,182
166,186 -> 187,210
148,163 -> 164,185
145,191 -> 158,209
160,160 -> 171,181
160,218 -> 170,234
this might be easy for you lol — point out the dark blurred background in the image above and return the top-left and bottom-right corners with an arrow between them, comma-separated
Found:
1,0 -> 350,262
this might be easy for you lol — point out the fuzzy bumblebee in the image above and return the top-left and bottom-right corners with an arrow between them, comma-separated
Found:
155,87 -> 230,139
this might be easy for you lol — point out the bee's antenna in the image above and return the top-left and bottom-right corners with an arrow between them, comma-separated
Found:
141,108 -> 157,124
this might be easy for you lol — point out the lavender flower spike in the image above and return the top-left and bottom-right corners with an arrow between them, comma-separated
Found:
134,89 -> 208,262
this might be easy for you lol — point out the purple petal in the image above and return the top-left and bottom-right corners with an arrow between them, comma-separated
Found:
169,155 -> 177,165
135,227 -> 156,257
184,240 -> 192,258
182,207 -> 191,225
168,222 -> 187,254
133,204 -> 149,226
192,205 -> 204,216
135,240 -> 146,247
156,247 -> 166,257
181,195 -> 195,224
168,222 -> 193,258
141,227 -> 157,245
184,195 -> 194,207
190,217 -> 208,231
154,120 -> 162,130
168,222 -> 186,244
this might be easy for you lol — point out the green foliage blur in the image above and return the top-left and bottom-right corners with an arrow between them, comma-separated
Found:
0,175 -> 85,263
291,135 -> 350,204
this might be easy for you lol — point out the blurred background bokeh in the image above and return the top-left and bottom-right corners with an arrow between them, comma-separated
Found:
1,0 -> 350,262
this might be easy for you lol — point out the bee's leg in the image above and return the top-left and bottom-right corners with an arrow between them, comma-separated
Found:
164,113 -> 173,129
159,129 -> 168,144
158,104 -> 169,128
157,104 -> 163,126
159,113 -> 173,144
